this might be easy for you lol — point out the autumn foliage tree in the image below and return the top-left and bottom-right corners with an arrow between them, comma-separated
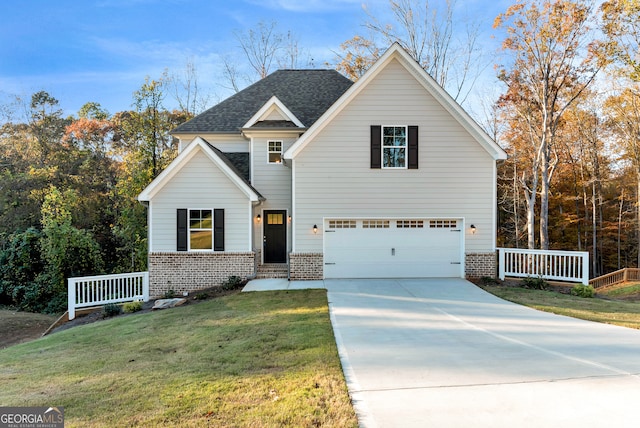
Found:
494,0 -> 602,250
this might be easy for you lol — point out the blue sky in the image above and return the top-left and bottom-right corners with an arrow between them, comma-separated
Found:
0,0 -> 508,118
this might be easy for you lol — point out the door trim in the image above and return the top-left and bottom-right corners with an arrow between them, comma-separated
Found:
263,210 -> 287,264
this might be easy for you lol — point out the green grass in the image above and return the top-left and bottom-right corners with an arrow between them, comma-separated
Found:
0,290 -> 358,427
482,285 -> 640,329
599,282 -> 640,298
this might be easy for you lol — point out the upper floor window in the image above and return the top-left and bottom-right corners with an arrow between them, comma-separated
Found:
371,125 -> 418,169
268,141 -> 282,164
383,126 -> 407,168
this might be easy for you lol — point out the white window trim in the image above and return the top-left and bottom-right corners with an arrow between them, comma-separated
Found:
381,125 -> 408,169
267,140 -> 283,164
188,208 -> 214,251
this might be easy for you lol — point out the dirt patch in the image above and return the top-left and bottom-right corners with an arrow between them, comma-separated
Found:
0,310 -> 57,349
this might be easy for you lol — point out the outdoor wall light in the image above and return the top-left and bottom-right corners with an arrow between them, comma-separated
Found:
313,224 -> 318,234
470,224 -> 476,234
256,214 -> 261,223
288,215 -> 292,223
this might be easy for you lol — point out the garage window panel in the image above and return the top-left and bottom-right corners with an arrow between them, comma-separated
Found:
363,220 -> 389,228
397,220 -> 424,228
430,220 -> 457,228
328,220 -> 357,229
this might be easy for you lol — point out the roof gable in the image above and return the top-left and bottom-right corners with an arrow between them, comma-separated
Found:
284,43 -> 507,161
243,96 -> 304,128
172,70 -> 353,134
138,137 -> 263,202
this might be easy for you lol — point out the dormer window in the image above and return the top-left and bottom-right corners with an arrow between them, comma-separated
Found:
268,141 -> 283,164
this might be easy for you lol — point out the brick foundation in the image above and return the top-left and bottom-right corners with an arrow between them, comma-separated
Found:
289,253 -> 323,280
465,252 -> 497,279
148,252 -> 255,298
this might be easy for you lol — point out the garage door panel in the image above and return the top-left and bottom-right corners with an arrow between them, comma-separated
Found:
324,219 -> 463,279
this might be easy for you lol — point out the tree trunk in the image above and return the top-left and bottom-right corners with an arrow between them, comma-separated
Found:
637,175 -> 640,268
592,180 -> 597,277
540,152 -> 550,250
526,190 -> 536,249
618,191 -> 624,270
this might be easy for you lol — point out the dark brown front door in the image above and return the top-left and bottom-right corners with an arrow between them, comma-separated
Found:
264,210 -> 287,263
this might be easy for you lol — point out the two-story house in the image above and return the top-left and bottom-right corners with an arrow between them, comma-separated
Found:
138,43 -> 507,297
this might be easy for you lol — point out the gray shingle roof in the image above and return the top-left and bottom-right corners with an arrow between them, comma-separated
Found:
172,69 -> 353,134
201,140 -> 263,199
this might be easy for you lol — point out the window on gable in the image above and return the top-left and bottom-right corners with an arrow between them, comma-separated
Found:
268,141 -> 282,164
382,126 -> 407,168
371,125 -> 418,169
189,209 -> 213,250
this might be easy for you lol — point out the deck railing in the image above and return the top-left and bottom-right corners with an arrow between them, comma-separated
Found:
68,272 -> 149,320
589,268 -> 640,290
498,248 -> 589,285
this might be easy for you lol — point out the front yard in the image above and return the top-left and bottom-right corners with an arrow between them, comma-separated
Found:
0,290 -> 358,427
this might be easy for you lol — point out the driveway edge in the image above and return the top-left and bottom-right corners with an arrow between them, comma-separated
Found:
328,294 -> 377,428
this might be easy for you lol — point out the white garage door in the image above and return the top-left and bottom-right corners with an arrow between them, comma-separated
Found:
323,218 -> 463,278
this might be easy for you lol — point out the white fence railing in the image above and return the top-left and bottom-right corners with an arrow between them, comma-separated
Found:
498,248 -> 589,285
68,272 -> 149,320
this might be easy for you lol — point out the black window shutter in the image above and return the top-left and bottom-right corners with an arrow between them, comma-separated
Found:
408,126 -> 418,169
371,125 -> 381,169
177,209 -> 188,251
214,209 -> 225,251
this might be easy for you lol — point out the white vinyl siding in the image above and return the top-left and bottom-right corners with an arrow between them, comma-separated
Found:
150,148 -> 250,252
176,134 -> 249,154
293,58 -> 495,255
252,135 -> 295,252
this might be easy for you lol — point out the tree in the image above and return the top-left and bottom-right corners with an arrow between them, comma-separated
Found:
224,21 -> 307,91
335,36 -> 381,81
170,58 -> 211,117
110,75 -> 189,271
601,0 -> 640,81
235,21 -> 284,80
28,91 -> 69,163
494,0 -> 601,249
38,185 -> 104,312
361,0 -> 483,102
604,88 -> 640,267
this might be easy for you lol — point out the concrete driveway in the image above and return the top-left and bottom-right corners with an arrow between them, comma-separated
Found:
245,278 -> 640,427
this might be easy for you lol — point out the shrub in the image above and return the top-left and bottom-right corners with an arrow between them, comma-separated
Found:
163,289 -> 176,299
123,301 -> 143,313
522,276 -> 548,290
222,275 -> 243,291
102,303 -> 122,318
571,284 -> 595,298
481,276 -> 498,285
194,292 -> 209,300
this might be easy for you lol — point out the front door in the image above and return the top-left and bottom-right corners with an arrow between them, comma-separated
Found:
263,210 -> 287,263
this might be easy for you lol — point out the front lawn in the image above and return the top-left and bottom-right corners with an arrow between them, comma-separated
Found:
481,284 -> 640,329
0,290 -> 358,427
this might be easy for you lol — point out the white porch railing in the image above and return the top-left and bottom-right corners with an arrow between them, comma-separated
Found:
498,248 -> 589,285
68,272 -> 149,320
